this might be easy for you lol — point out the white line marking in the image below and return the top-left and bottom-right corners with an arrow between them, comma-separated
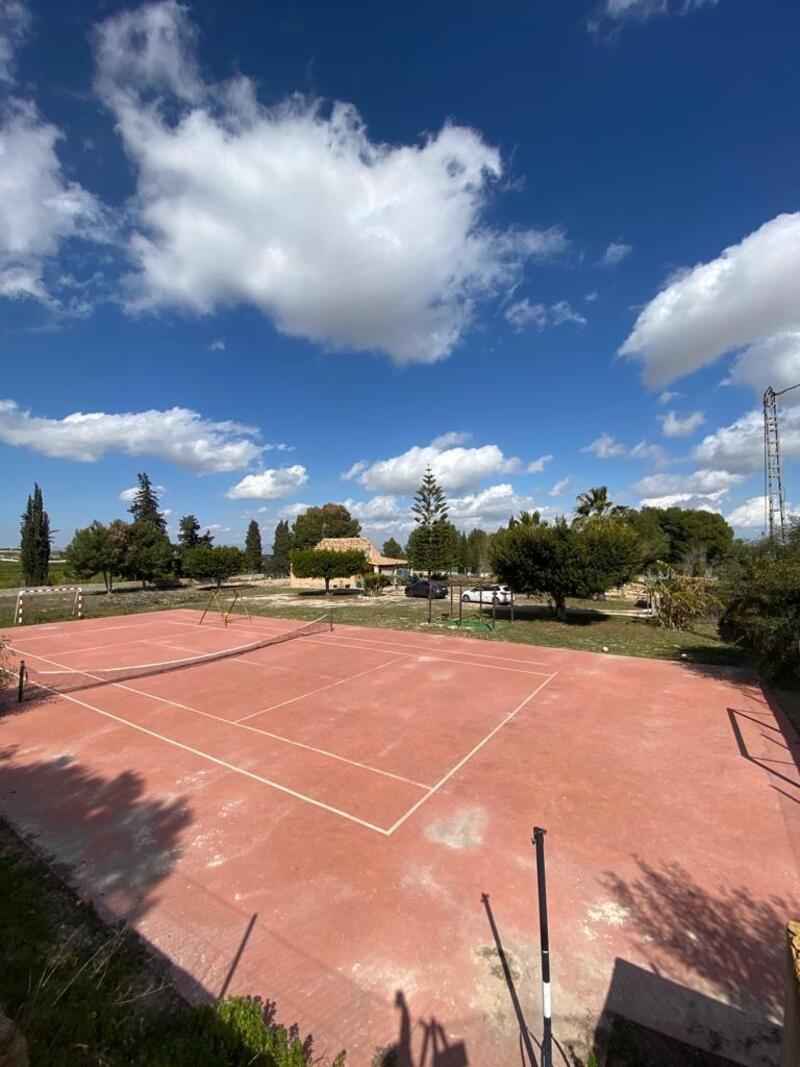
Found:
24,679 -> 391,835
301,635 -> 552,677
3,618 -> 181,643
235,654 -> 412,722
384,672 -> 558,836
10,635 -> 189,660
110,681 -> 432,790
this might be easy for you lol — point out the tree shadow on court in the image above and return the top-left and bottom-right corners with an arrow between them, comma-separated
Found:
601,856 -> 790,1022
0,744 -> 191,925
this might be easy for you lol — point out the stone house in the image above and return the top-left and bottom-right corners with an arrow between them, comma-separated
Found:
289,536 -> 408,590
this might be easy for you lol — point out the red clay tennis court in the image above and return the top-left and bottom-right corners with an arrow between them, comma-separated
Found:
1,608 -> 798,1065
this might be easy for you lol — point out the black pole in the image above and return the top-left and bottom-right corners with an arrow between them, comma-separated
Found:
17,660 -> 25,703
533,826 -> 552,1067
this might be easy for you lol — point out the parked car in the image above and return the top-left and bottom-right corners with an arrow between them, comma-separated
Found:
461,584 -> 512,605
405,578 -> 448,599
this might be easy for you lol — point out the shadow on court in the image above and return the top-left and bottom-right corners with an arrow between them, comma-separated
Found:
0,744 -> 191,925
376,990 -> 469,1067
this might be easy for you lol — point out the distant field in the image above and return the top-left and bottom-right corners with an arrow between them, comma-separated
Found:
0,560 -> 83,590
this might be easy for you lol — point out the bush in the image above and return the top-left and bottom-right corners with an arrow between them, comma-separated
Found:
721,541 -> 800,678
644,566 -> 722,630
363,573 -> 392,596
184,546 -> 246,588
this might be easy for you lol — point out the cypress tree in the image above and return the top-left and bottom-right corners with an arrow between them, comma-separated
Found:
271,520 -> 292,576
245,520 -> 263,573
407,467 -> 450,621
178,515 -> 202,550
19,483 -> 51,586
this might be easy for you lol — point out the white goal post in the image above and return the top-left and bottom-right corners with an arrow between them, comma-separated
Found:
14,586 -> 84,625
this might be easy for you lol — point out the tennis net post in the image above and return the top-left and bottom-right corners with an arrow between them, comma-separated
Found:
17,660 -> 26,704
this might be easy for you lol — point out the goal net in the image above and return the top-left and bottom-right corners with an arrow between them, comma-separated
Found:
14,586 -> 84,626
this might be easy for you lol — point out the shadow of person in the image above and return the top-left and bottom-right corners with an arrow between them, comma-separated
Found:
382,990 -> 469,1067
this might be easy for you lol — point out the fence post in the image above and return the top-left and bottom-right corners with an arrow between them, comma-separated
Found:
17,660 -> 25,703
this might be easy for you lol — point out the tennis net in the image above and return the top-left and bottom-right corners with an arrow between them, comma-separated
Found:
17,611 -> 333,701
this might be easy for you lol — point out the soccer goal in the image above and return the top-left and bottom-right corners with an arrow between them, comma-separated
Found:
198,589 -> 251,627
14,586 -> 84,625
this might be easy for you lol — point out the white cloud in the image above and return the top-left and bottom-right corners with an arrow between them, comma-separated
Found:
225,465 -> 308,500
94,1 -> 566,365
549,477 -> 571,497
208,338 -> 225,351
726,496 -> 768,529
585,291 -> 598,303
582,433 -> 628,459
693,403 -> 800,475
589,0 -> 719,32
0,99 -> 108,305
634,469 -> 744,498
658,390 -> 681,404
600,241 -> 632,267
505,298 -> 586,331
527,454 -> 552,474
639,492 -> 723,513
448,483 -> 544,529
119,484 -> 165,502
659,410 -> 705,438
620,213 -> 800,387
430,431 -> 472,449
0,0 -> 29,82
347,436 -> 519,493
0,399 -> 263,472
728,331 -> 800,394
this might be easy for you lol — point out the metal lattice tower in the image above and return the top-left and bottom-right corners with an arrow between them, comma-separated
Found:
763,383 -> 800,541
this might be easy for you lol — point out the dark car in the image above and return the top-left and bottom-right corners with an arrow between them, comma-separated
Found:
404,578 -> 447,599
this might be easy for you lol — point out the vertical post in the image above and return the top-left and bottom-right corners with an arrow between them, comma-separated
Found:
478,580 -> 483,619
328,607 -> 334,631
76,590 -> 84,620
450,582 -> 454,619
492,596 -> 497,630
17,660 -> 25,703
533,826 -> 552,1067
14,592 -> 23,626
510,590 -> 515,624
458,584 -> 463,626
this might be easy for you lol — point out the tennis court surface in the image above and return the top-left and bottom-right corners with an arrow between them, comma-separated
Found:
1,608 -> 798,1065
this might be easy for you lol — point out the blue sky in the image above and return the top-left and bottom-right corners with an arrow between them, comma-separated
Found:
1,0 -> 799,550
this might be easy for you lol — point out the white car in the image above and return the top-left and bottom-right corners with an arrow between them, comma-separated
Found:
461,584 -> 512,605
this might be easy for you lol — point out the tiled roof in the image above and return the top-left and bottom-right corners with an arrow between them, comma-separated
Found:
315,536 -> 406,565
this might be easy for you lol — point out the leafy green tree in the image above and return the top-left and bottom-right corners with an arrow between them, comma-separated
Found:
382,537 -> 404,559
183,546 -> 245,588
19,483 -> 51,586
290,504 -> 361,550
270,520 -> 292,576
244,520 -> 263,573
122,521 -> 175,587
466,528 -> 491,574
290,547 -> 368,593
625,508 -> 670,568
127,473 -> 166,531
490,517 -> 640,621
64,521 -> 127,592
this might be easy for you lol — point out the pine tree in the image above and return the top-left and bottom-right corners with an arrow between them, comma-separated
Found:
408,467 -> 450,621
382,537 -> 403,559
271,520 -> 292,576
245,520 -> 263,573
128,473 -> 166,530
19,483 -> 51,586
178,514 -> 202,550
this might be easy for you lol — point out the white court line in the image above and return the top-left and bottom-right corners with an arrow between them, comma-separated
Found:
300,635 -> 553,678
14,645 -> 431,793
110,681 -> 432,791
10,635 -> 190,660
235,654 -> 412,722
148,639 -> 334,679
384,672 -> 558,835
3,618 -> 186,643
24,678 -> 391,835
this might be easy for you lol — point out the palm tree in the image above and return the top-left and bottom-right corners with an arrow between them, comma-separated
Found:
510,510 -> 542,528
574,486 -> 627,523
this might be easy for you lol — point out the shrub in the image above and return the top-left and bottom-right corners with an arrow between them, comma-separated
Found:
721,541 -> 800,678
363,573 -> 392,596
644,566 -> 722,630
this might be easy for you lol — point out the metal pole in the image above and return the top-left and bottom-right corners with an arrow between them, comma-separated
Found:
459,583 -> 463,626
533,826 -> 552,1067
510,590 -> 515,624
17,660 -> 25,703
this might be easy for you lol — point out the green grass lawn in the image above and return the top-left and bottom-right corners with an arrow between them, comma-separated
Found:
0,582 -> 743,667
0,559 -> 79,589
